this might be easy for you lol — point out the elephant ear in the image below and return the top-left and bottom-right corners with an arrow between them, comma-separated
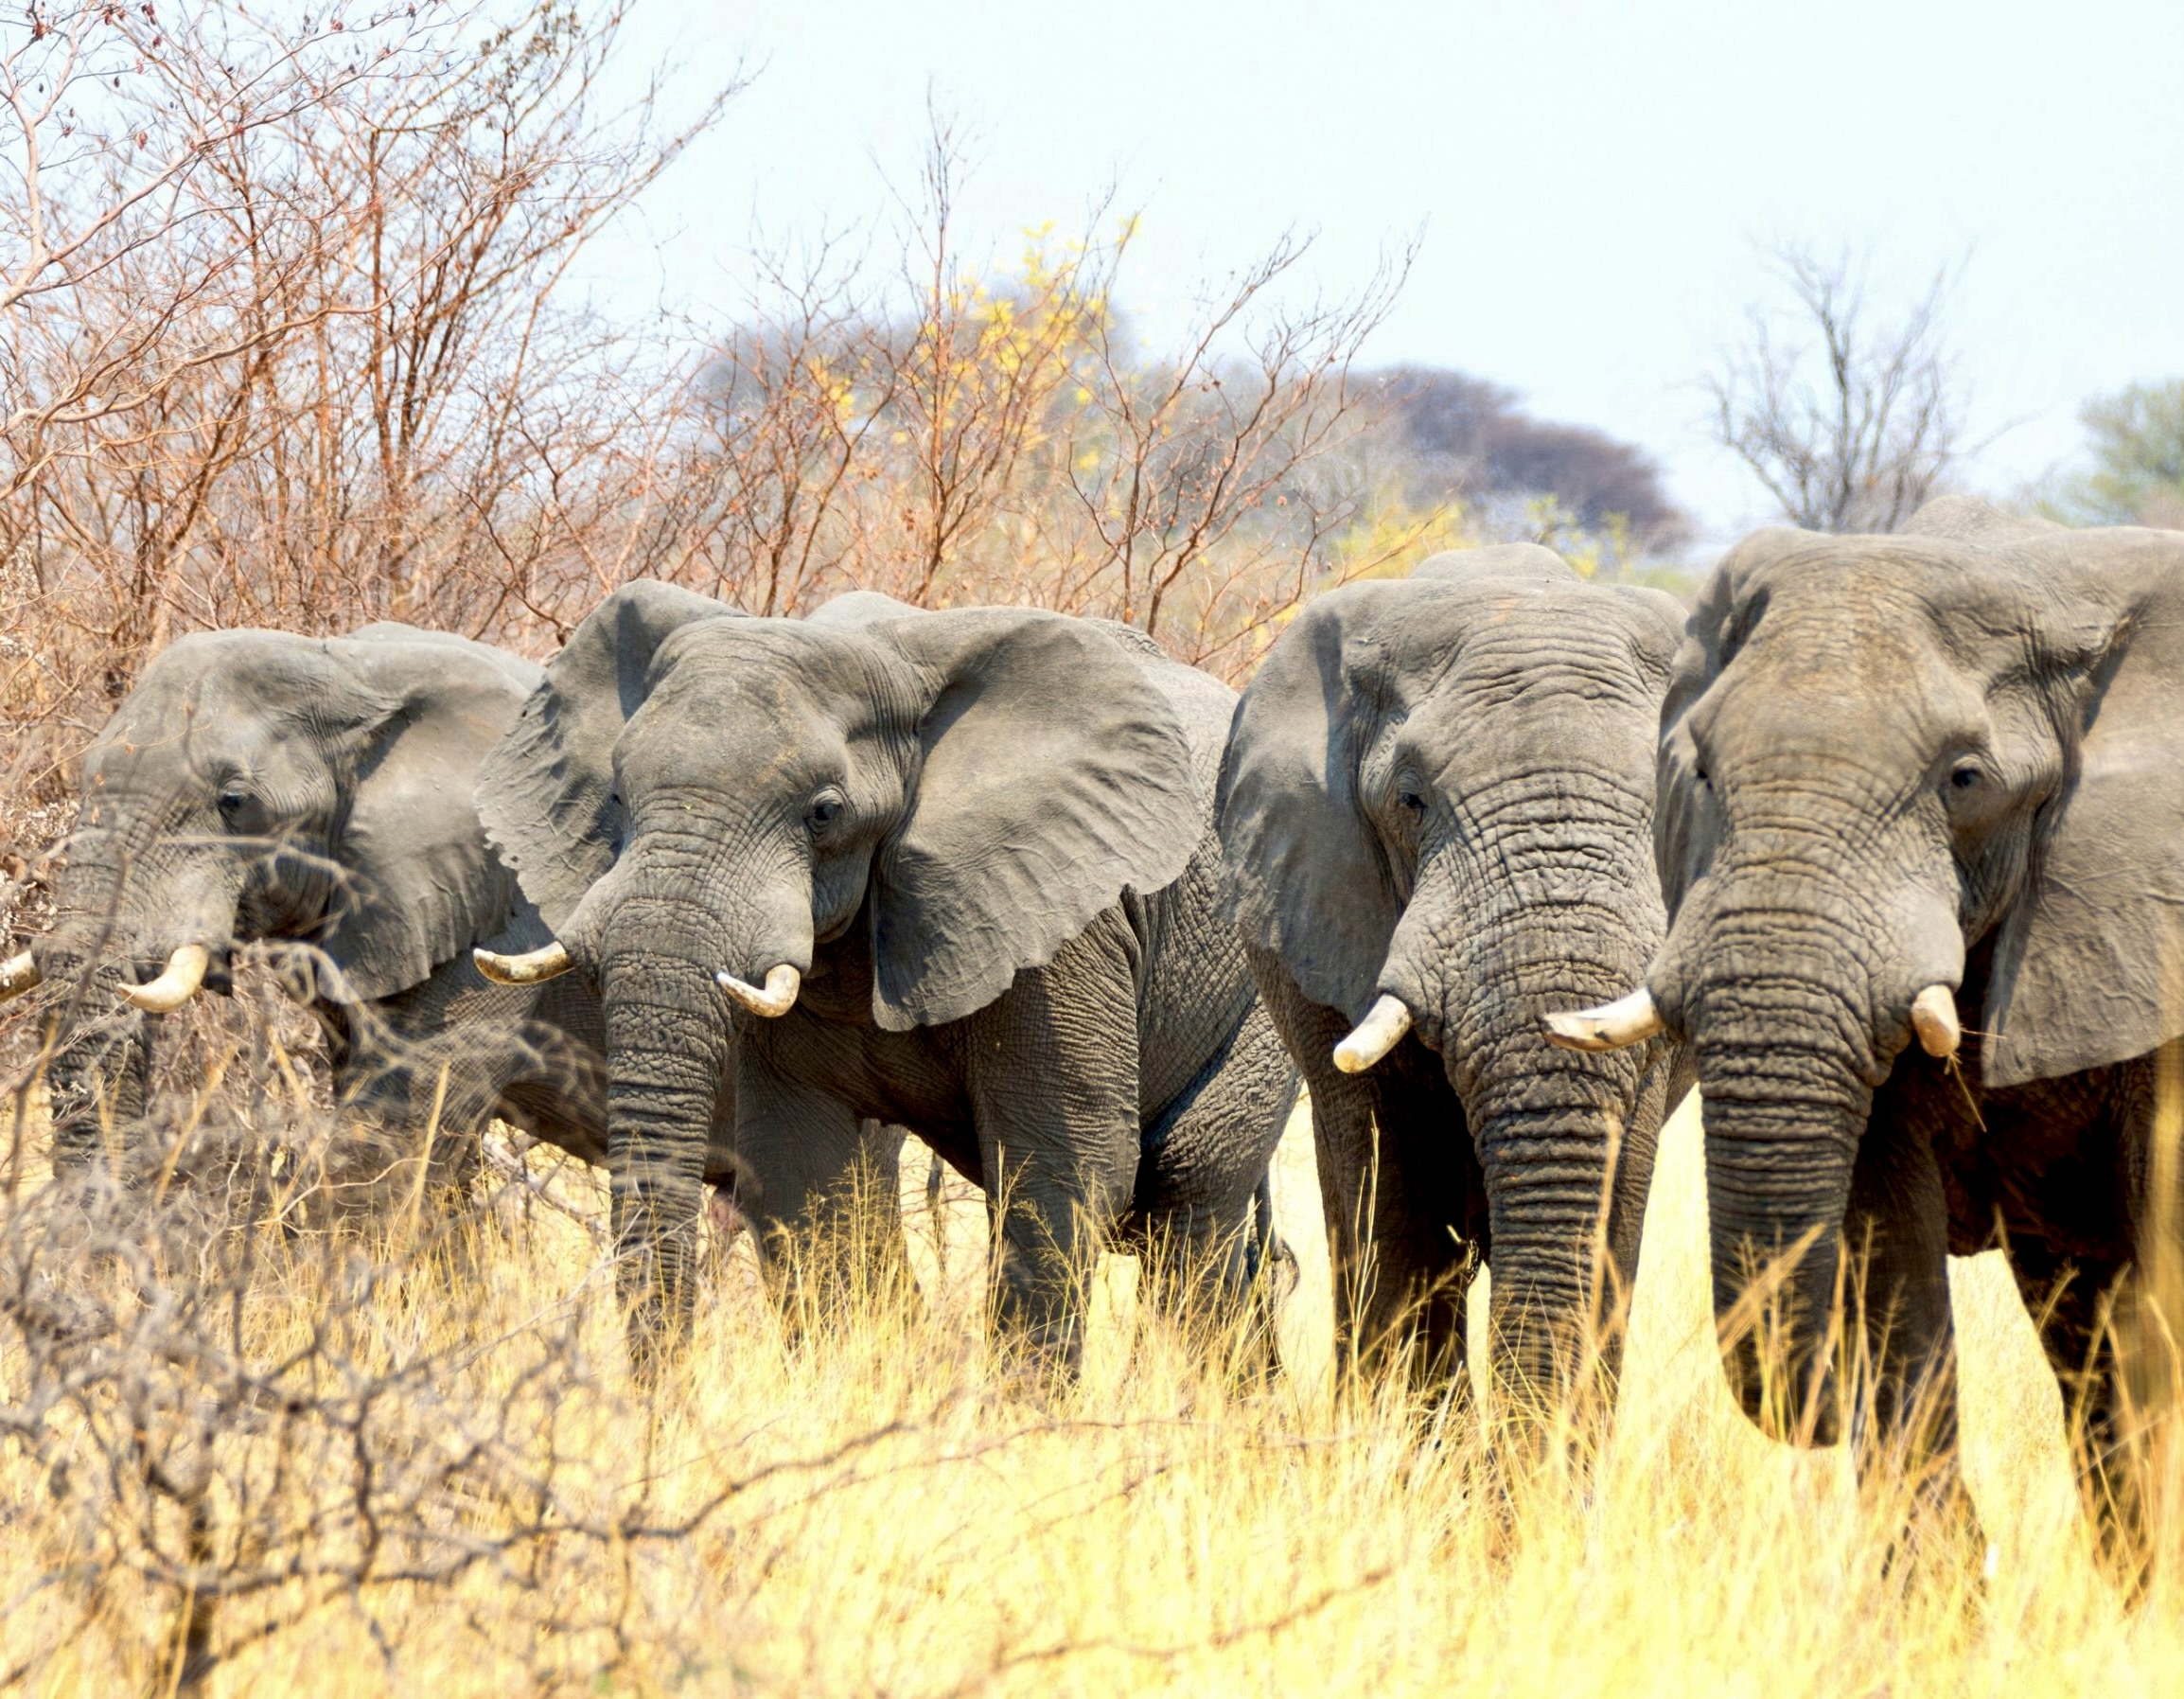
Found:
865,609 -> 1200,1031
476,581 -> 745,930
1981,526 -> 2184,1087
1654,530 -> 1805,920
1216,583 -> 1402,1021
317,628 -> 542,1002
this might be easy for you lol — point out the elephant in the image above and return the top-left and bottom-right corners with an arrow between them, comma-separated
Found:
1546,498 -> 2184,1584
469,581 -> 1299,1373
0,622 -> 905,1279
1218,543 -> 1690,1413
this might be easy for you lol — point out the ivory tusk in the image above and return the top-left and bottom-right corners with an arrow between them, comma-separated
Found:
1542,986 -> 1664,1053
0,950 -> 40,1002
1911,983 -> 1961,1059
473,941 -> 574,985
1333,994 -> 1413,1073
120,944 -> 210,1014
715,963 -> 801,1018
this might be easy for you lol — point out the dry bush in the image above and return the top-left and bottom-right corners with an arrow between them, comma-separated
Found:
0,7 -> 1418,874
0,0 -> 736,808
684,111 -> 1418,681
1,1078 -> 2178,1696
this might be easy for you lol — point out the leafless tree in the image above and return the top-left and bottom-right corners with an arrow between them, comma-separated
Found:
1704,242 -> 1970,533
692,114 -> 1415,681
0,1 -> 739,802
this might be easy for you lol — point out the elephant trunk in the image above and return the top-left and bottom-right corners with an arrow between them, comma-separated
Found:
1674,901 -> 1883,1447
34,827 -> 243,1169
598,912 -> 733,1377
1383,807 -> 1667,1410
31,895 -> 151,1173
592,842 -> 811,1375
1469,1093 -> 1638,1403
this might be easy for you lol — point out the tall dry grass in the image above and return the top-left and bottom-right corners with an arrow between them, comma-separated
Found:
2,1084 -> 2175,1697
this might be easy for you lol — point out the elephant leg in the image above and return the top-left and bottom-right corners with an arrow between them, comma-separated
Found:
317,963 -> 551,1221
1130,998 -> 1300,1372
2009,1248 -> 2150,1591
963,917 -> 1143,1375
1842,1107 -> 1962,1467
1315,1061 -> 1477,1391
1840,1101 -> 1986,1578
493,973 -> 609,1167
1365,1058 -> 1480,1400
731,1055 -> 910,1326
1250,948 -> 1476,1394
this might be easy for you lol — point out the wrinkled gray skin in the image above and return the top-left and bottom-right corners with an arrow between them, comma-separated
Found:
477,583 -> 1297,1373
1627,498 -> 2184,1582
1219,545 -> 1690,1405
22,626 -> 903,1275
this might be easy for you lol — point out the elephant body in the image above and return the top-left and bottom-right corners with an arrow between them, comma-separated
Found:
475,584 -> 1297,1369
1563,498 -> 2184,1581
10,623 -> 901,1251
1218,545 -> 1690,1405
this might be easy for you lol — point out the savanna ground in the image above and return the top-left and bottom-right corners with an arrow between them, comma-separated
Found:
2,1070 -> 2177,1698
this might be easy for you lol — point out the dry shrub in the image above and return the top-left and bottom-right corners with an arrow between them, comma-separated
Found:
0,1081 -> 2178,1696
0,3 -> 1417,862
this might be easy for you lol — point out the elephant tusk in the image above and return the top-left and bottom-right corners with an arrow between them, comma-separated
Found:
1911,983 -> 1961,1059
1333,994 -> 1413,1073
1542,987 -> 1663,1053
473,941 -> 574,985
715,963 -> 800,1018
120,944 -> 210,1014
0,949 -> 40,1002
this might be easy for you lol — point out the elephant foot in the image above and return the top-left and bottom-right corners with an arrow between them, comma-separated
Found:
1873,1461 -> 1989,1602
2083,1469 -> 2157,1608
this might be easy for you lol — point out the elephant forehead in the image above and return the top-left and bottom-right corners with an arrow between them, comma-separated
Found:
648,620 -> 916,715
89,684 -> 284,786
1693,619 -> 1991,780
1723,533 -> 2063,653
100,633 -> 360,754
1375,594 -> 1659,705
617,664 -> 910,798
1707,555 -> 2020,727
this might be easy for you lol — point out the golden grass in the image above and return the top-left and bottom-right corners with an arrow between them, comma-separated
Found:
3,1091 -> 2178,1697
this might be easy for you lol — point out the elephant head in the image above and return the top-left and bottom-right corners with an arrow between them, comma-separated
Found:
1548,499 -> 2184,1440
471,582 -> 1199,1358
7,625 -> 537,1162
1219,545 -> 1685,1389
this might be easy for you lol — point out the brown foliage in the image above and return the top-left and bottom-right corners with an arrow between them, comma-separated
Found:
0,10 -> 1409,878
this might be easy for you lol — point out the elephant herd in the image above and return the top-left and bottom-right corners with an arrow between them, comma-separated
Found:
5,499 -> 2180,1584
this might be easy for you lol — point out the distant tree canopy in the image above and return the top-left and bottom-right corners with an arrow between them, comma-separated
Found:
1364,365 -> 1691,551
2054,379 -> 2184,530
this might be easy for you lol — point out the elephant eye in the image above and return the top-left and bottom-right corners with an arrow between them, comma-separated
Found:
218,788 -> 255,828
1398,790 -> 1426,815
806,791 -> 846,836
1947,762 -> 1982,792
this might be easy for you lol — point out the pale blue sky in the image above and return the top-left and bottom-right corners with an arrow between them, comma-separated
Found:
594,0 -> 2184,549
